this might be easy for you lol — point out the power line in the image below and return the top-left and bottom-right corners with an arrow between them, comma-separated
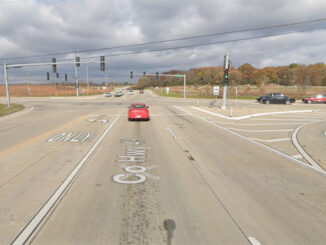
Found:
1,17 -> 326,61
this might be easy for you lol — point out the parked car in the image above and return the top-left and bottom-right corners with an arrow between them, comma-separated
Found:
302,94 -> 326,104
128,90 -> 134,95
105,92 -> 111,97
257,93 -> 295,104
139,90 -> 144,94
128,103 -> 150,121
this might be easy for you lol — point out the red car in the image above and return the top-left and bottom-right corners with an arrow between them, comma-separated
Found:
128,103 -> 150,121
302,94 -> 326,104
139,90 -> 144,94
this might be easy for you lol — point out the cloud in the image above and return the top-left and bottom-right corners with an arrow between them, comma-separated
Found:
1,0 -> 326,83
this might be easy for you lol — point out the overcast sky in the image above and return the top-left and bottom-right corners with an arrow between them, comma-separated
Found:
1,0 -> 326,83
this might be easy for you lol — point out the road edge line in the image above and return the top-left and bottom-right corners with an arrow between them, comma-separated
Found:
11,115 -> 121,245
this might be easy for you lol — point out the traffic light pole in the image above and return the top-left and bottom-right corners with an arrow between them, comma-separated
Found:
221,53 -> 229,110
74,62 -> 79,97
3,64 -> 10,107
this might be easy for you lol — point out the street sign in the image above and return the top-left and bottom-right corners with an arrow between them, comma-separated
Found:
175,74 -> 183,78
213,86 -> 220,96
166,87 -> 170,95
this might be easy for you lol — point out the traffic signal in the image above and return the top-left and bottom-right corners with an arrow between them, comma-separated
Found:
156,72 -> 159,80
224,68 -> 229,86
65,74 -> 68,81
143,71 -> 146,77
130,71 -> 133,79
75,83 -> 79,88
46,72 -> 50,80
100,56 -> 105,71
52,58 -> 56,73
76,56 -> 80,67
56,73 -> 59,78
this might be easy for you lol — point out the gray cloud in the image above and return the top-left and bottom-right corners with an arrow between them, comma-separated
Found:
1,0 -> 326,84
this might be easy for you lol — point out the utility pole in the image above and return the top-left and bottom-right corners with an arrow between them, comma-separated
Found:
184,74 -> 186,99
221,53 -> 230,110
26,70 -> 30,96
75,53 -> 79,97
4,64 -> 10,107
86,63 -> 89,95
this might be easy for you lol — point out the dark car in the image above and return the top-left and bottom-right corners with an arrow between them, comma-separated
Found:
257,93 -> 295,104
302,94 -> 326,104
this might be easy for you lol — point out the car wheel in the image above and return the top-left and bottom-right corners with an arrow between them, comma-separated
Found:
307,100 -> 312,104
285,100 -> 290,105
265,100 -> 270,104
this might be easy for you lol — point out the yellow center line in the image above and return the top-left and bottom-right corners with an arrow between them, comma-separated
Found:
0,115 -> 88,159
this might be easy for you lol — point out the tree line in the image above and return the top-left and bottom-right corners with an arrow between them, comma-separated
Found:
135,63 -> 326,89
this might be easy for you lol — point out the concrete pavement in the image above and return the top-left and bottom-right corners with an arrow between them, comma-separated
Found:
0,91 -> 326,244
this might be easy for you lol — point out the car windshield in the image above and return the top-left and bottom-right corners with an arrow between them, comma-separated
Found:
132,104 -> 146,108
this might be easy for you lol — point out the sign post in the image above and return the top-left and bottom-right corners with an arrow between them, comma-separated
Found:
166,87 -> 170,95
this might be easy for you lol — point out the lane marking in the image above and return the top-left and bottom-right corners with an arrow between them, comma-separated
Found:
0,115 -> 88,159
291,121 -> 325,172
250,138 -> 291,143
248,237 -> 262,245
167,128 -> 177,139
215,122 -> 302,126
292,154 -> 303,159
251,118 -> 313,121
12,115 -> 121,245
191,106 -> 313,120
227,128 -> 293,133
175,106 -> 326,177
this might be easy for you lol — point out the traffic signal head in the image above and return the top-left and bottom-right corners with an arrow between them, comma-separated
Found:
56,73 -> 59,78
100,56 -> 105,71
52,58 -> 56,73
76,57 -> 80,67
143,71 -> 146,77
46,72 -> 50,80
65,74 -> 68,81
130,71 -> 133,79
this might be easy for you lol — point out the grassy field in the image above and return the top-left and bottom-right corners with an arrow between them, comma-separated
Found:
153,85 -> 326,100
0,84 -> 110,97
0,103 -> 25,117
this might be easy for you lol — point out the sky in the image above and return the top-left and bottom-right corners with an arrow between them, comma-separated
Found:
1,0 -> 326,84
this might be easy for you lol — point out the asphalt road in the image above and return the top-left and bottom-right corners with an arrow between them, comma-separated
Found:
0,91 -> 326,245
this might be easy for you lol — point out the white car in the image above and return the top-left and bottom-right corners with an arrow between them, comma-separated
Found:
128,90 -> 134,95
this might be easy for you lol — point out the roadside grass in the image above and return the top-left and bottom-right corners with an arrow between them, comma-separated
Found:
0,103 -> 25,117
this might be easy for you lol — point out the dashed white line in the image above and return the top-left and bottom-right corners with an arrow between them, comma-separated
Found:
167,128 -> 177,139
248,237 -> 262,245
250,137 -> 291,143
12,115 -> 121,245
251,118 -> 313,121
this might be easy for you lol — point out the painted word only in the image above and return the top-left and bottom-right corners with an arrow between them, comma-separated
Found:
48,132 -> 94,143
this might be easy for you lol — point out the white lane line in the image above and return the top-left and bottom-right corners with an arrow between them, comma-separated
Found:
252,118 -> 313,121
191,106 -> 313,120
167,128 -> 177,139
250,138 -> 291,143
292,154 -> 303,159
291,121 -> 325,172
227,128 -> 293,133
248,237 -> 262,245
150,113 -> 192,116
175,106 -> 326,177
12,115 -> 121,245
215,122 -> 302,126
0,106 -> 34,122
